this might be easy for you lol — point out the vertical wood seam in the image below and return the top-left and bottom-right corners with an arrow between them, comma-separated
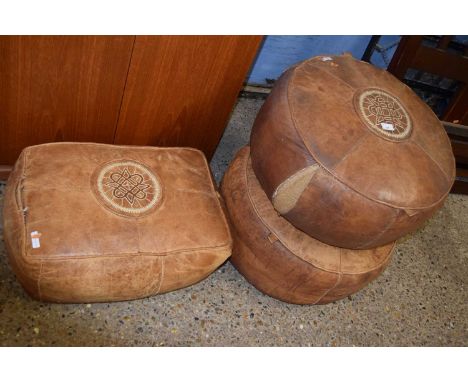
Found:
113,36 -> 137,144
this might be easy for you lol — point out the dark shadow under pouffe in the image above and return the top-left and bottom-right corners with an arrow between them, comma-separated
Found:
221,146 -> 394,305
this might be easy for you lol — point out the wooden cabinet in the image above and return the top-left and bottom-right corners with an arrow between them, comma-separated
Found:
115,36 -> 261,159
0,35 -> 262,178
0,36 -> 135,165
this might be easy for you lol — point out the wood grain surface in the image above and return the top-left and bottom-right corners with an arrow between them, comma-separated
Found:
0,36 -> 135,164
0,35 -> 261,171
114,36 -> 262,159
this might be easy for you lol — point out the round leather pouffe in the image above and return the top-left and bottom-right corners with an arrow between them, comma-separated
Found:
250,54 -> 455,249
221,147 -> 395,305
3,143 -> 232,303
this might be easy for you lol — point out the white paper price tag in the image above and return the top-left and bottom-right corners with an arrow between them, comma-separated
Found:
381,122 -> 395,131
31,231 -> 41,249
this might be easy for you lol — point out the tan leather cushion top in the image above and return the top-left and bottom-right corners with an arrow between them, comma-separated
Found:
288,54 -> 455,209
15,143 -> 230,257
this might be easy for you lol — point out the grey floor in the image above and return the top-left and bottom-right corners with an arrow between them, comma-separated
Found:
0,97 -> 467,346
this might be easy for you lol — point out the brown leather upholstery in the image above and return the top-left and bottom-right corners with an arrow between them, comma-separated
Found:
221,147 -> 394,305
250,54 -> 455,249
3,143 -> 232,303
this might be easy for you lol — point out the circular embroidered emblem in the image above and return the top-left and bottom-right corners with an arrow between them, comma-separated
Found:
91,160 -> 163,217
354,88 -> 412,141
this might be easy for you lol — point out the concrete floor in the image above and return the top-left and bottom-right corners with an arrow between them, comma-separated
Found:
0,97 -> 467,346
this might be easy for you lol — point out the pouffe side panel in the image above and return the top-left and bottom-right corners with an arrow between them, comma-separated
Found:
285,168 -> 398,249
37,255 -> 163,303
330,135 -> 452,209
222,147 -> 339,304
158,247 -> 231,294
318,251 -> 393,304
246,157 -> 341,271
381,201 -> 443,246
3,150 -> 42,299
229,226 -> 338,305
250,69 -> 315,199
340,242 -> 395,274
37,247 -> 231,303
289,163 -> 444,249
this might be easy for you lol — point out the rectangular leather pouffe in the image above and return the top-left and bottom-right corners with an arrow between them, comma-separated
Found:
3,143 -> 232,303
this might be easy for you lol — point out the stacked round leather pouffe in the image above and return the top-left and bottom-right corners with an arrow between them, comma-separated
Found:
221,54 -> 455,304
222,148 -> 394,304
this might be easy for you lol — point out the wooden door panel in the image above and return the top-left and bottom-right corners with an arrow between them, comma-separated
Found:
0,36 -> 135,165
114,36 -> 262,159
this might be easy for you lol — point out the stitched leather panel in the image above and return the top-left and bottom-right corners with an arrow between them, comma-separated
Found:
221,147 -> 393,304
3,142 -> 232,302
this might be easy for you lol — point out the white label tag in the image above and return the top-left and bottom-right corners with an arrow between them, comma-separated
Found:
381,122 -> 395,131
31,231 -> 41,249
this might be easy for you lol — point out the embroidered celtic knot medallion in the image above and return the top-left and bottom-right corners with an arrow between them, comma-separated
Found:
91,160 -> 163,217
354,88 -> 412,141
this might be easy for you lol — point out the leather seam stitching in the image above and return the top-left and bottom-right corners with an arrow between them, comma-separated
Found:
411,140 -> 453,183
155,257 -> 165,295
136,219 -> 141,254
343,241 -> 396,274
305,59 -> 356,91
359,210 -> 399,249
37,260 -> 43,300
21,149 -> 29,259
316,254 -> 343,304
24,142 -> 207,154
329,132 -> 371,170
198,151 -> 233,245
23,244 -> 232,261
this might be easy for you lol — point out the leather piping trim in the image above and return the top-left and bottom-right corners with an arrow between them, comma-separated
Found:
20,149 -> 28,269
357,210 -> 399,250
299,59 -> 355,91
244,154 -> 393,274
155,257 -> 165,295
286,57 -> 454,211
316,266 -> 343,304
23,141 -> 212,154
136,219 -> 142,254
22,244 -> 232,261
